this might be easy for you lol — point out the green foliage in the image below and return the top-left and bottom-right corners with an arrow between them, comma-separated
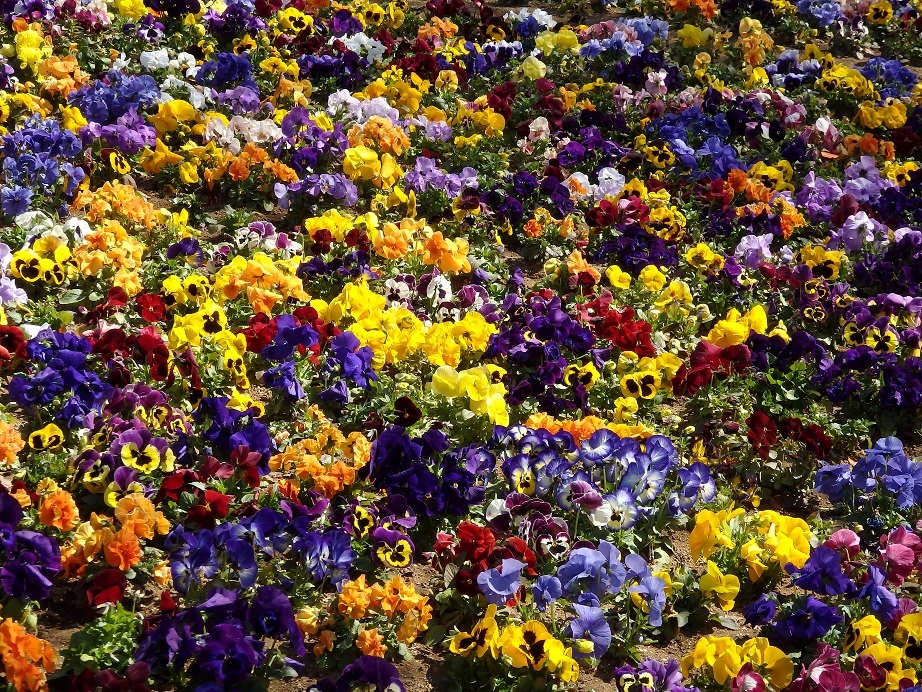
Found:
61,605 -> 143,675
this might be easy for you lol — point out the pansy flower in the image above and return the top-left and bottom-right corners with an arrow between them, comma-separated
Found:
371,527 -> 414,568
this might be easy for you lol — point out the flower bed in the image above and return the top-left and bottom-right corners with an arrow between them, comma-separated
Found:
0,0 -> 921,689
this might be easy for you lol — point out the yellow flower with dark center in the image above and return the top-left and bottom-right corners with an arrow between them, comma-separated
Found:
223,349 -> 246,380
893,163 -> 920,187
895,613 -> 922,662
364,3 -> 385,24
620,371 -> 661,399
375,537 -> 413,567
485,24 -> 506,41
502,620 -> 552,670
10,250 -> 42,282
845,614 -> 882,653
350,506 -> 375,538
200,303 -> 227,335
861,642 -> 915,690
234,35 -> 257,55
646,206 -> 687,241
41,259 -> 66,285
643,140 -> 675,169
798,244 -> 843,281
865,326 -> 898,353
685,243 -> 725,274
90,425 -> 112,448
28,424 -> 64,451
183,275 -> 210,303
385,2 -> 405,28
276,7 -> 313,34
803,279 -> 829,300
866,0 -> 893,22
120,442 -> 161,474
141,404 -> 172,429
619,672 -> 656,692
161,275 -> 186,308
81,460 -> 111,493
802,304 -> 827,322
449,604 -> 499,657
563,362 -> 600,390
510,463 -> 537,495
107,150 -> 131,174
844,321 -> 866,346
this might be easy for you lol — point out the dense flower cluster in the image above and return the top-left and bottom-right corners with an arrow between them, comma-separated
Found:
0,0 -> 920,689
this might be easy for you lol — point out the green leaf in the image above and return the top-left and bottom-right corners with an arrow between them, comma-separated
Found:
444,562 -> 459,588
424,624 -> 447,646
715,615 -> 739,630
58,289 -> 85,305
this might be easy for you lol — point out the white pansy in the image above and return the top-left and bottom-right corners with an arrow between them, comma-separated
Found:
597,167 -> 626,199
504,8 -> 556,29
528,116 -> 550,141
340,33 -> 387,64
140,49 -> 170,70
204,118 -> 242,155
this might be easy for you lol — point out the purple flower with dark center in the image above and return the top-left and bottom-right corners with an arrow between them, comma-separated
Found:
0,186 -> 32,216
324,331 -> 377,388
743,594 -> 777,626
568,604 -> 611,658
336,656 -> 406,692
858,565 -> 898,621
134,616 -> 202,674
221,538 -> 258,589
882,453 -> 922,509
772,596 -> 842,644
264,360 -> 304,401
214,86 -> 262,115
0,492 -> 24,528
788,546 -> 856,596
558,479 -> 604,511
261,314 -> 318,361
295,528 -> 355,591
629,576 -> 667,627
532,575 -> 562,612
166,237 -> 204,266
318,380 -> 349,408
558,544 -> 626,598
366,427 -> 422,481
814,464 -> 853,503
676,462 -> 716,511
0,530 -> 61,602
245,586 -> 305,657
477,558 -> 524,606
167,527 -> 219,595
189,623 -> 264,687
